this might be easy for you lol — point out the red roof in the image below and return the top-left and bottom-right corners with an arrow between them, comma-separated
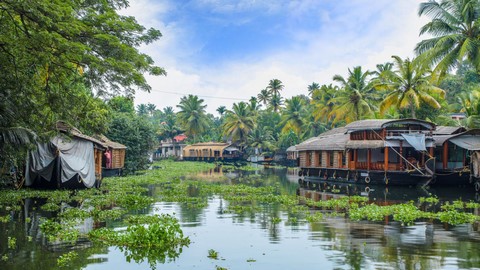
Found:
174,134 -> 187,142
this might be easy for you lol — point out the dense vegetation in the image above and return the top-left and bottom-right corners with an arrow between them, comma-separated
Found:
3,0 -> 480,176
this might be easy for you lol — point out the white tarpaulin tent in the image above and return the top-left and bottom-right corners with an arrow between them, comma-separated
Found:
25,136 -> 96,188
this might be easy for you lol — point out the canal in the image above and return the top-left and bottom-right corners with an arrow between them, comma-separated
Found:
1,163 -> 480,269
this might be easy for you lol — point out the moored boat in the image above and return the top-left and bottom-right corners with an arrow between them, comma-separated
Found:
296,119 -> 480,187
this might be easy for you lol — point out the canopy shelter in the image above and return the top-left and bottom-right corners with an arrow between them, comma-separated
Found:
25,122 -> 106,189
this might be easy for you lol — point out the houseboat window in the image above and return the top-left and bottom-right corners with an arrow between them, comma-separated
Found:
342,152 -> 346,167
329,151 -> 334,167
448,144 -> 464,163
308,151 -> 314,166
318,151 -> 322,166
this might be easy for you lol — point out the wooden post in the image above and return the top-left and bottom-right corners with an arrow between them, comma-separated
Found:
443,142 -> 448,169
354,149 -> 358,170
367,149 -> 371,171
399,141 -> 403,170
384,146 -> 389,171
429,147 -> 434,158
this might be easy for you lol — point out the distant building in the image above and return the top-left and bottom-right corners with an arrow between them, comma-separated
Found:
154,134 -> 187,159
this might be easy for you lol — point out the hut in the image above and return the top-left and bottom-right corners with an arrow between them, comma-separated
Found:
25,122 -> 107,189
182,142 -> 243,161
95,135 -> 127,177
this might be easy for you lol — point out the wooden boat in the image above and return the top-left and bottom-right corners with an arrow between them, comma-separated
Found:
182,142 -> 245,162
296,119 -> 480,188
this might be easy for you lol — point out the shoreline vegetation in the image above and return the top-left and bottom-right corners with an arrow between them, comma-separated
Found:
1,161 -> 480,268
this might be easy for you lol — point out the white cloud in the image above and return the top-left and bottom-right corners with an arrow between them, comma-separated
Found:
127,0 -> 429,115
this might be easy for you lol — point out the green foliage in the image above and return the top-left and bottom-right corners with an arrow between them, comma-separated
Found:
208,249 -> 219,259
89,214 -> 190,270
106,99 -> 157,174
7,237 -> 16,249
57,251 -> 78,268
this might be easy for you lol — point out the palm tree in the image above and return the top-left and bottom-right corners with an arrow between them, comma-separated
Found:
267,79 -> 284,97
269,94 -> 284,113
247,127 -> 275,155
416,0 -> 480,78
307,82 -> 320,97
137,104 -> 148,116
222,102 -> 256,147
377,56 -> 446,119
311,84 -> 338,124
146,103 -> 156,116
176,95 -> 209,141
279,96 -> 306,135
216,106 -> 226,117
257,88 -> 271,106
459,90 -> 480,128
247,97 -> 261,118
329,66 -> 377,124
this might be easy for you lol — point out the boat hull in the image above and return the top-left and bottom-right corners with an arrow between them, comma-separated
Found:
299,168 -> 430,186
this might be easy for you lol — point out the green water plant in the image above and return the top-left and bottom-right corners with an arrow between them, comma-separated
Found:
57,251 -> 78,267
89,214 -> 190,270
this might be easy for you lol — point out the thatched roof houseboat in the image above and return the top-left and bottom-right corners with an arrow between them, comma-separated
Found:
296,119 -> 480,188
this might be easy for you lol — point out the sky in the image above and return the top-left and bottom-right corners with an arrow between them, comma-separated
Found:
122,0 -> 428,115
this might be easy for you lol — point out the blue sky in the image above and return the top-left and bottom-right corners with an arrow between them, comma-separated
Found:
123,0 -> 426,115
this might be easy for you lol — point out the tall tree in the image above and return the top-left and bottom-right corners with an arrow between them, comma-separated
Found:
330,66 -> 377,124
279,96 -> 307,136
176,95 -> 209,141
416,0 -> 480,78
311,84 -> 338,124
222,102 -> 256,147
267,79 -> 285,97
137,104 -> 148,116
257,88 -> 272,106
216,106 -> 227,117
377,56 -> 446,119
307,82 -> 321,97
459,90 -> 480,128
269,94 -> 284,113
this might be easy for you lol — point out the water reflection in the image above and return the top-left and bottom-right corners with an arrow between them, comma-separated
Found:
2,165 -> 480,270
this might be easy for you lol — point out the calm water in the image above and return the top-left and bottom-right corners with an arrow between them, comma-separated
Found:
2,166 -> 480,270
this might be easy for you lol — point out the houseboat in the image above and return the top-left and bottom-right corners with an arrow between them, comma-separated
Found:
297,119 -> 480,187
296,119 -> 460,186
433,129 -> 480,188
182,142 -> 244,162
25,122 -> 107,189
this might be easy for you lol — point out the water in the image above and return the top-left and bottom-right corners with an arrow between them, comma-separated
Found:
2,166 -> 480,269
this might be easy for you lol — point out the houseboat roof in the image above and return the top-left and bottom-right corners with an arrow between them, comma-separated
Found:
56,121 -> 107,149
286,145 -> 297,152
296,127 -> 349,151
345,119 -> 435,132
95,134 -> 127,149
437,129 -> 480,150
433,126 -> 465,135
183,142 -> 232,152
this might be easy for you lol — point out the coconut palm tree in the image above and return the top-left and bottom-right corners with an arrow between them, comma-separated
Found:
279,96 -> 307,135
459,90 -> 480,128
329,66 -> 377,124
311,84 -> 338,124
222,102 -> 256,147
176,95 -> 209,142
257,88 -> 271,106
216,106 -> 227,117
247,126 -> 275,155
267,79 -> 284,97
137,104 -> 148,116
269,94 -> 284,113
146,103 -> 156,116
307,82 -> 321,97
416,0 -> 480,78
377,56 -> 446,119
